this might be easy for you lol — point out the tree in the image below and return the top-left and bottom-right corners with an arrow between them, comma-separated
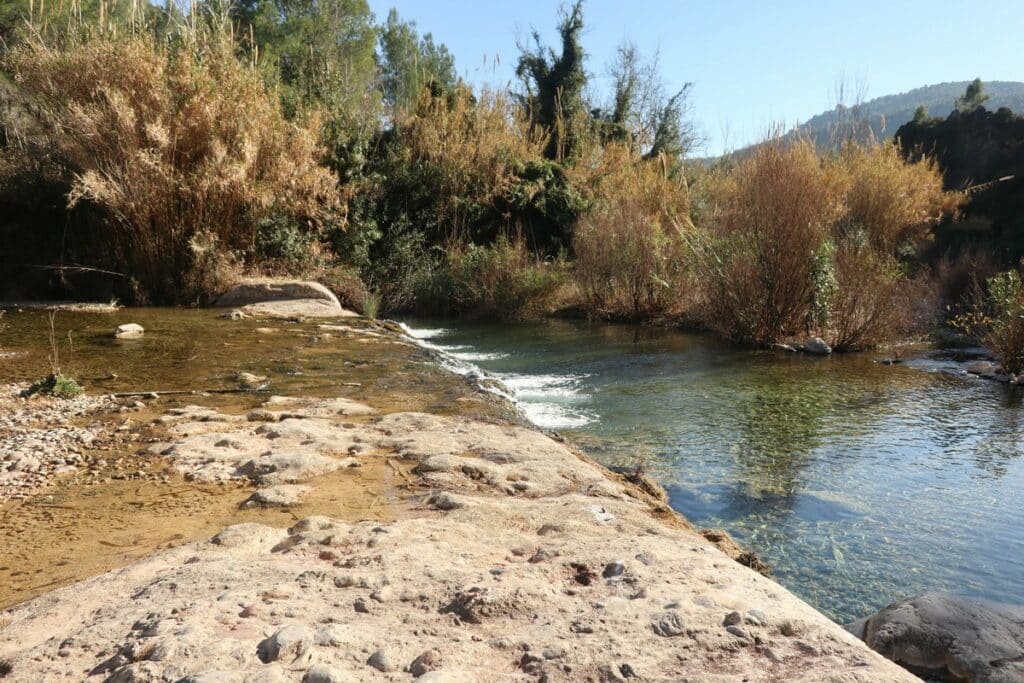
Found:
233,0 -> 378,119
515,0 -> 586,160
956,78 -> 990,112
912,104 -> 930,124
379,8 -> 458,112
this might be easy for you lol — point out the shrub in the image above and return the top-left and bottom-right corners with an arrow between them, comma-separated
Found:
573,150 -> 691,318
696,140 -> 844,345
413,235 -> 568,320
826,242 -> 906,351
836,142 -> 959,255
954,268 -> 1024,374
3,19 -> 338,303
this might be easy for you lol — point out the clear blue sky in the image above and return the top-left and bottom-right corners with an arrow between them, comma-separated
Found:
366,0 -> 1024,155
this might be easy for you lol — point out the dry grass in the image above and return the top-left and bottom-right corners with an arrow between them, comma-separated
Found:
573,146 -> 691,319
4,17 -> 338,302
836,142 -> 961,254
696,140 -> 845,344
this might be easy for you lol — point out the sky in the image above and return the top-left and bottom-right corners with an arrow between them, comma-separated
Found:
366,0 -> 1024,155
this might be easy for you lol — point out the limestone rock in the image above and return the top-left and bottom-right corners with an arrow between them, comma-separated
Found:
114,323 -> 144,338
241,484 -> 310,508
850,593 -> 1024,683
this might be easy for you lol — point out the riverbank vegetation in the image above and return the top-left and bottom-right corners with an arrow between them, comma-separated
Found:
0,0 -> 1007,351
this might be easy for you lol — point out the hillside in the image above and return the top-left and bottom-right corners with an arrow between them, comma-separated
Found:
792,80 -> 1024,149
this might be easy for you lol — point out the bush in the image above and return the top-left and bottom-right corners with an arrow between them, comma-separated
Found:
837,142 -> 960,255
696,140 -> 844,345
413,235 -> 568,320
3,19 -> 338,303
573,151 -> 690,318
955,268 -> 1024,374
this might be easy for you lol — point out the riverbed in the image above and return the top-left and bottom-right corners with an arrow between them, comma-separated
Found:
402,318 -> 1024,624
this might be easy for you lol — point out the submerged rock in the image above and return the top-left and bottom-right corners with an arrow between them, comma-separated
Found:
114,323 -> 144,338
849,592 -> 1024,683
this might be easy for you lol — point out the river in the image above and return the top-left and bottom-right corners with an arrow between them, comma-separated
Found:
401,318 -> 1024,624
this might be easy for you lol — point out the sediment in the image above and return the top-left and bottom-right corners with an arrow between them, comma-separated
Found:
0,305 -> 917,681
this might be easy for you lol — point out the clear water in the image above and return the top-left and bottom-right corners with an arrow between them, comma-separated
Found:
402,318 -> 1024,624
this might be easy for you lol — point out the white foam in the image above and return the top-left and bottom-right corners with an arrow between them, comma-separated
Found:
398,324 -> 451,340
397,321 -> 596,430
452,351 -> 509,362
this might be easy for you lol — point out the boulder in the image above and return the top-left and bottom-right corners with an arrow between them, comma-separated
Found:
801,337 -> 832,355
216,280 -> 339,307
848,593 -> 1024,682
114,323 -> 144,338
965,360 -> 998,376
215,280 -> 358,319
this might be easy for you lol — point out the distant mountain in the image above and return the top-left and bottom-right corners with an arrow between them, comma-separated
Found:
790,81 -> 1024,149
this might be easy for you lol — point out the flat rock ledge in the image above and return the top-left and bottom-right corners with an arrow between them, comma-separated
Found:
0,399 -> 916,681
215,280 -> 357,319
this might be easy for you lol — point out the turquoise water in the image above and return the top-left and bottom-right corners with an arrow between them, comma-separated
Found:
402,319 -> 1024,624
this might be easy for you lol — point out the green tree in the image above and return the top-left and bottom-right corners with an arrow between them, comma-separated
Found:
378,8 -> 458,111
912,104 -> 929,124
956,78 -> 990,112
515,0 -> 586,160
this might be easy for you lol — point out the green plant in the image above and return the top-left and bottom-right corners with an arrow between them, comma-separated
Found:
360,291 -> 381,319
955,269 -> 1024,374
21,312 -> 82,398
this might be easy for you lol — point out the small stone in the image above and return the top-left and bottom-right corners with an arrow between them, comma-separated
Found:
542,644 -> 567,660
353,597 -> 372,613
371,586 -> 395,603
257,625 -> 312,663
239,604 -> 259,618
303,665 -> 344,683
745,609 -> 768,627
723,610 -> 743,626
602,560 -> 625,578
726,625 -> 750,641
408,649 -> 440,677
367,648 -> 398,673
651,611 -> 686,637
619,663 -> 637,678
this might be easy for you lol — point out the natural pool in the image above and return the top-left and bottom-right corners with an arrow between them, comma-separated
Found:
402,318 -> 1024,624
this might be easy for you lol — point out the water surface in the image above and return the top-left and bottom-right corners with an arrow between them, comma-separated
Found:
403,318 -> 1024,623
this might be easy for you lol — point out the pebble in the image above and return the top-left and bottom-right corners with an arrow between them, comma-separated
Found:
408,649 -> 441,677
257,625 -> 312,663
602,560 -> 626,578
726,625 -> 751,641
745,609 -> 767,627
303,665 -> 345,683
651,611 -> 687,637
723,610 -> 743,626
367,648 -> 398,672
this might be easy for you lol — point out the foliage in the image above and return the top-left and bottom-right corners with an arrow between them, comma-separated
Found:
696,140 -> 844,344
953,268 -> 1024,374
412,235 -> 568,320
956,78 -> 990,113
3,13 -> 338,302
21,373 -> 82,398
515,1 -> 586,161
378,8 -> 457,112
573,150 -> 691,318
836,141 -> 959,255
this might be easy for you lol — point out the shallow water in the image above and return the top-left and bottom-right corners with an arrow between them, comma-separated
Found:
402,318 -> 1024,623
0,308 -> 508,608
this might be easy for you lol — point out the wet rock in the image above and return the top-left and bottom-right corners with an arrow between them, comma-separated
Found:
367,648 -> 399,673
257,624 -> 312,663
114,323 -> 144,339
408,649 -> 440,677
221,309 -> 247,320
966,360 -> 998,375
850,593 -> 1024,683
